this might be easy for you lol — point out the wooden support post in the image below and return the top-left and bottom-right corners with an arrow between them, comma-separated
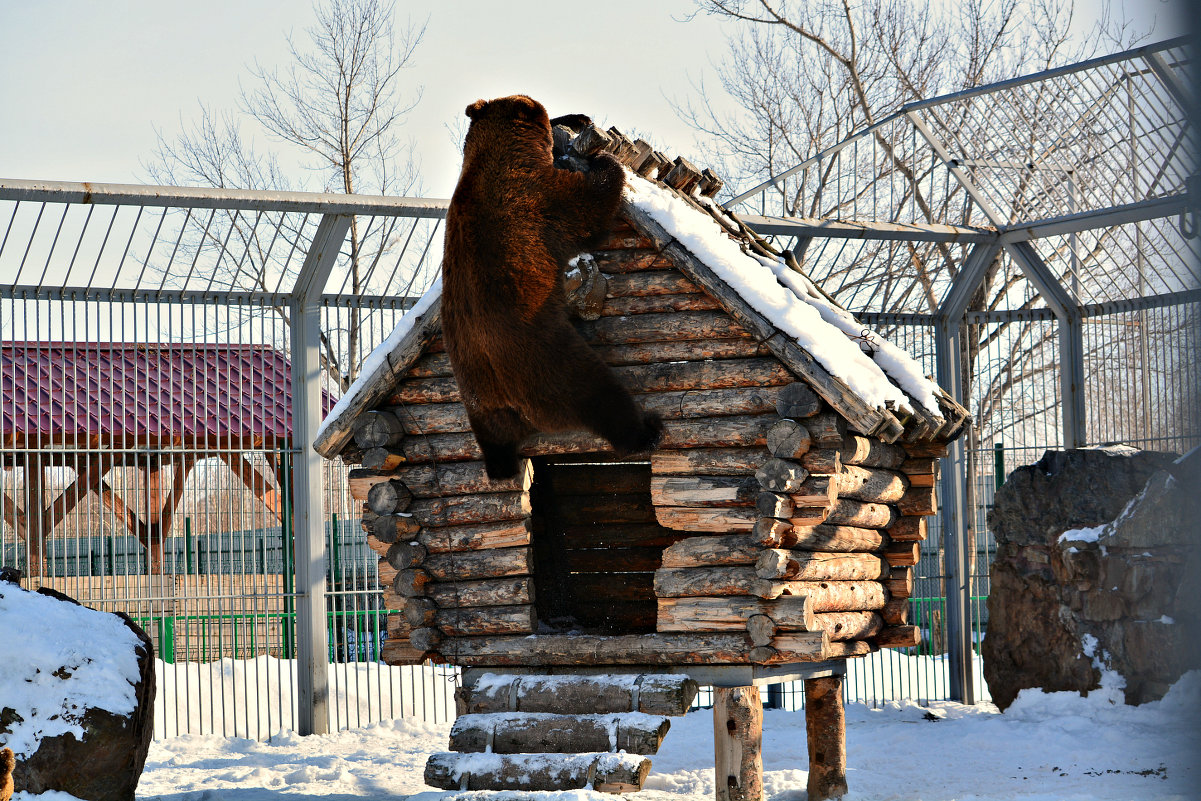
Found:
713,686 -> 763,801
804,676 -> 848,800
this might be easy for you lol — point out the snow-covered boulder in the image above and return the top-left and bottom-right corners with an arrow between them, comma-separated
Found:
0,576 -> 155,801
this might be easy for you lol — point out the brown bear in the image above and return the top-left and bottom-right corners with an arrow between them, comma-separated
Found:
442,94 -> 663,479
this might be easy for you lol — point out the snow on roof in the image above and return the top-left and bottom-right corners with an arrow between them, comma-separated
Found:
625,173 -> 940,416
315,275 -> 442,445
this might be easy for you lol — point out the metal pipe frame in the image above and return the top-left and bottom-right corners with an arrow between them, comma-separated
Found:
288,213 -> 353,735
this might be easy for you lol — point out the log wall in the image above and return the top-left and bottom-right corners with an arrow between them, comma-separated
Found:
338,221 -> 948,667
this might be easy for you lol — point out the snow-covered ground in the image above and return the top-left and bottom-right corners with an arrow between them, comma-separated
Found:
122,669 -> 1201,801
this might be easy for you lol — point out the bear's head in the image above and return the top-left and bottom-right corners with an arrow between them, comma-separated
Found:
462,95 -> 553,158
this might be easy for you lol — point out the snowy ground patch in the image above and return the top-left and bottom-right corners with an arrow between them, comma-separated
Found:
132,671 -> 1201,800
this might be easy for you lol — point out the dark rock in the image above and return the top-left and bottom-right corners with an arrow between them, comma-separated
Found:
1,588 -> 155,801
983,447 -> 1178,710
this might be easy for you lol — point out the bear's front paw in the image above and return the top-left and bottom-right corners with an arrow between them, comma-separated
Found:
611,411 -> 663,456
481,442 -> 521,480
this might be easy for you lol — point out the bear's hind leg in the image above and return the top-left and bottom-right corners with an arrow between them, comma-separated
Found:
468,407 -> 530,480
556,349 -> 664,456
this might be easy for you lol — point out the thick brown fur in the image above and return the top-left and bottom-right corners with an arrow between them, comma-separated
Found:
1,747 -> 14,801
442,95 -> 663,479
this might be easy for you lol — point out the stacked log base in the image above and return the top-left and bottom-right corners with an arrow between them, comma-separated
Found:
424,672 -> 695,793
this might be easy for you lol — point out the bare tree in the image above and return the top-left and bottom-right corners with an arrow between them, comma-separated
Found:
147,0 -> 429,392
681,0 -> 1144,449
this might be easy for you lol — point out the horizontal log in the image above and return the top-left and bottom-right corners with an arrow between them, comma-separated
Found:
755,550 -> 888,581
393,568 -> 432,597
655,506 -> 757,532
392,376 -> 460,405
349,470 -> 391,502
775,382 -> 823,419
361,446 -> 404,471
746,614 -> 777,646
899,457 -> 939,475
359,511 -> 421,543
652,448 -> 763,476
591,247 -> 666,273
756,493 -> 834,525
792,474 -> 839,507
604,269 -> 700,297
418,518 -> 533,553
367,478 -> 413,515
424,546 -> 532,581
654,566 -> 771,598
884,542 -> 920,567
387,613 -> 415,639
836,465 -> 908,503
433,604 -> 536,637
457,673 -> 699,717
659,534 -> 764,568
384,541 -> 427,570
616,358 -> 793,394
805,412 -> 847,447
449,711 -> 671,755
365,533 -> 391,558
888,516 -> 928,542
826,498 -> 896,528
786,506 -> 832,527
882,597 -> 909,625
886,568 -> 914,598
746,631 -> 830,664
839,435 -> 906,468
409,626 -> 442,653
789,524 -> 886,552
427,576 -> 534,608
812,611 -> 884,641
825,640 -> 871,659
403,352 -> 451,378
437,631 -> 827,666
404,597 -> 437,627
377,559 -> 397,589
583,310 -> 753,345
380,636 -> 429,666
650,475 -> 759,508
636,386 -> 780,419
756,458 -> 809,492
602,292 -> 721,316
766,418 -> 812,459
801,448 -> 842,474
874,625 -> 921,649
593,338 -> 770,366
407,492 -> 532,527
424,751 -> 651,793
353,409 -> 404,449
901,442 -> 948,458
767,580 -> 887,611
898,485 -> 938,516
660,415 -> 773,449
906,472 -> 938,488
390,401 -> 469,435
756,491 -> 793,519
656,595 -> 815,633
750,518 -> 792,548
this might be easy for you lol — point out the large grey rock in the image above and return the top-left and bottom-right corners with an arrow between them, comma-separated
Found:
983,447 -> 1180,709
0,579 -> 155,801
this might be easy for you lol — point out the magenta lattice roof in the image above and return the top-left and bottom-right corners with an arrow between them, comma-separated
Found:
1,341 -> 332,442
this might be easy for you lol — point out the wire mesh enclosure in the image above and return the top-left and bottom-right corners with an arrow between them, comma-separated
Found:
0,38 -> 1195,736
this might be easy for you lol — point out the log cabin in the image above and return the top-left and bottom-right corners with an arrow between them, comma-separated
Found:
314,119 -> 969,799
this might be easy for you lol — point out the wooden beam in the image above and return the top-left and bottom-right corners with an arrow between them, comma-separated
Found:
220,454 -> 283,521
805,675 -> 849,800
714,686 -> 764,801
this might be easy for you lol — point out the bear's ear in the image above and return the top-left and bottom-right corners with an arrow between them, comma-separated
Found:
465,99 -> 487,119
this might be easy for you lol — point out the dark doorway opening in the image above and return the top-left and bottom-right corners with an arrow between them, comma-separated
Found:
528,456 -> 687,635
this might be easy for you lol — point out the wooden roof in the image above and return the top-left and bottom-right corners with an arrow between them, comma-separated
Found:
314,123 -> 969,460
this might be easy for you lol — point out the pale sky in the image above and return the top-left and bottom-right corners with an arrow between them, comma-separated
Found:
0,0 -> 1185,200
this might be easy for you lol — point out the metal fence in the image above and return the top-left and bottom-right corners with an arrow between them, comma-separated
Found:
1,38 -> 1195,738
730,37 -> 1198,704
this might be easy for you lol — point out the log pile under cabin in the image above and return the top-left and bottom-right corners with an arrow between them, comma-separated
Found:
315,119 -> 968,675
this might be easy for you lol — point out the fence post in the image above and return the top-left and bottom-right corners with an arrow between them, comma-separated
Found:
934,319 -> 975,704
289,213 -> 352,736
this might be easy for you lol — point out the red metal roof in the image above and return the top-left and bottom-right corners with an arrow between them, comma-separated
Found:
1,341 -> 333,442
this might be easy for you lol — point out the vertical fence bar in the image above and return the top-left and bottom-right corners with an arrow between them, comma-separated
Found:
289,213 -> 352,736
934,319 -> 975,704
